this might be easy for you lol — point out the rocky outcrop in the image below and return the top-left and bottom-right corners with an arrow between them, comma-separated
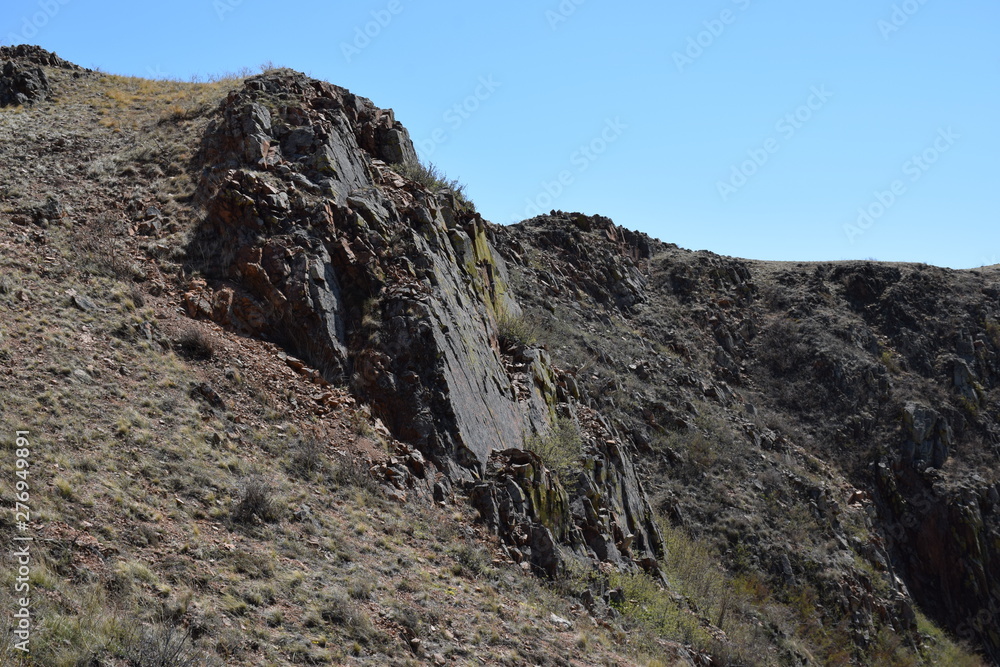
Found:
900,402 -> 954,470
0,45 -> 86,108
0,45 -> 82,70
471,407 -> 664,578
0,60 -> 50,107
186,69 -> 663,575
495,216 -> 1000,662
876,460 -> 1000,663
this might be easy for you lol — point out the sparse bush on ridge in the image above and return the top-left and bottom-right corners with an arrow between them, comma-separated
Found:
392,158 -> 475,212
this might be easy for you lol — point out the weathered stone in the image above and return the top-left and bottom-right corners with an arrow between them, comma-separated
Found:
0,60 -> 50,107
71,294 -> 97,312
0,45 -> 82,70
901,402 -> 952,470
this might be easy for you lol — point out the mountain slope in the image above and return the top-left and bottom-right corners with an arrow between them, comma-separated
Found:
497,215 -> 1000,663
0,46 -> 996,666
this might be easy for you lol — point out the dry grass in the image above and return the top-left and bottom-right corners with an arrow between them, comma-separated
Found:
92,73 -> 243,129
173,323 -> 216,360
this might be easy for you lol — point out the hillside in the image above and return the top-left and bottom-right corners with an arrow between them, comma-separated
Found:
0,46 -> 997,666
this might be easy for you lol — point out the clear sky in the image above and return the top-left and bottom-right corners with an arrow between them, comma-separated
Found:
3,0 -> 997,268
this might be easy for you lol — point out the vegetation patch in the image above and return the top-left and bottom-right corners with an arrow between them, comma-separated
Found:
525,416 -> 582,476
496,307 -> 540,349
392,159 -> 475,212
231,475 -> 282,524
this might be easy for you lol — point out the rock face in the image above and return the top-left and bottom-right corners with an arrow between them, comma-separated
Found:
0,60 -> 50,107
183,67 -> 1000,654
0,45 -> 82,70
900,402 -> 953,470
877,461 -> 1000,660
471,406 -> 664,577
186,70 -> 663,575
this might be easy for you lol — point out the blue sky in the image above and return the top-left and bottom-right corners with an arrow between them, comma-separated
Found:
3,0 -> 997,268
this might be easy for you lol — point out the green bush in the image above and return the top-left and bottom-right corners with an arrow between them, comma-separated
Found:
525,417 -> 582,476
985,319 -> 1000,348
608,569 -> 710,648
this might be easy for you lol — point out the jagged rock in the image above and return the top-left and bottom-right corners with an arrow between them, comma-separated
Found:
32,195 -> 66,225
470,441 -> 662,578
900,402 -> 952,470
70,293 -> 97,312
0,45 -> 83,70
0,60 -> 50,107
877,462 -> 1000,661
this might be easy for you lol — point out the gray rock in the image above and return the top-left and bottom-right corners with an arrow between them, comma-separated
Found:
901,402 -> 952,469
548,613 -> 572,630
0,60 -> 50,107
71,294 -> 97,311
72,369 -> 93,384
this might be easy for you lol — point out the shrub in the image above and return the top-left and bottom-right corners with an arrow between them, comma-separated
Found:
286,436 -> 324,479
330,456 -> 380,494
392,159 -> 475,212
985,319 -> 1000,348
231,476 -> 281,524
880,348 -> 902,374
73,215 -> 142,280
450,540 -> 494,578
349,405 -> 375,438
608,569 -> 709,647
118,622 -> 204,667
496,307 -> 540,349
347,578 -> 374,600
317,587 -> 375,641
525,417 -> 582,476
174,323 -> 215,360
